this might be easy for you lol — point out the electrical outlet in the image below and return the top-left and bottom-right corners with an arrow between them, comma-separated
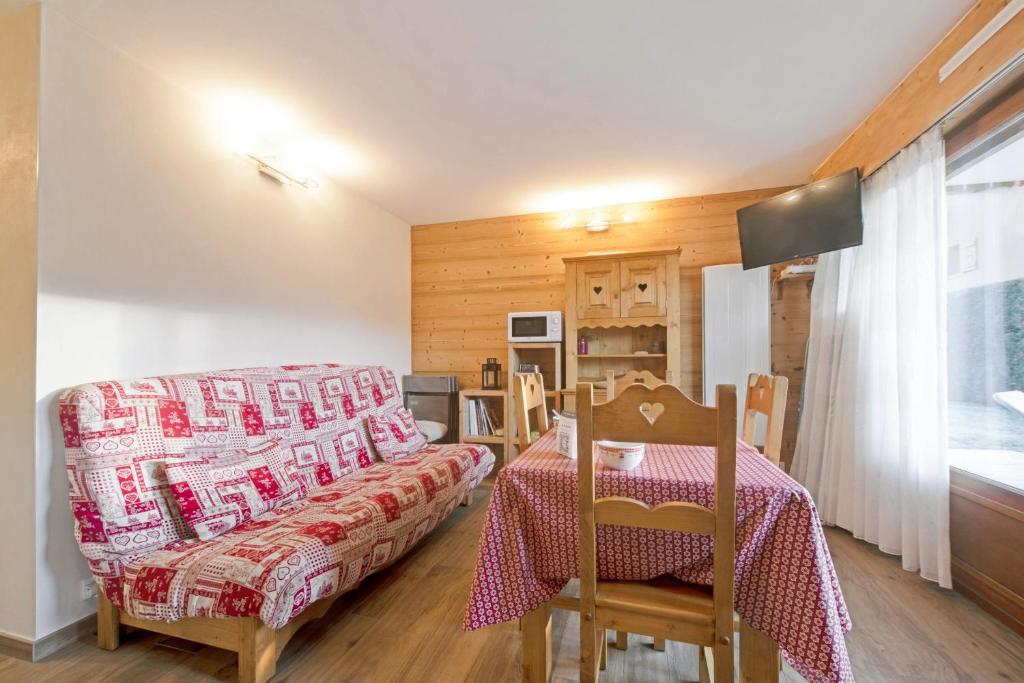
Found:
80,579 -> 98,601
962,240 -> 978,272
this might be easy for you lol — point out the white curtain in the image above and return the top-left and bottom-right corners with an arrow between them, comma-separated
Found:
792,126 -> 951,587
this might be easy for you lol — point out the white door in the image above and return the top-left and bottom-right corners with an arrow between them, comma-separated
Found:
702,264 -> 771,440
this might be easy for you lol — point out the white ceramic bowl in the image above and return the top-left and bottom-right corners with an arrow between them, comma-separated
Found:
596,440 -> 645,471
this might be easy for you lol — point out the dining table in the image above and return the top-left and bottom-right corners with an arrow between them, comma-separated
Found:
463,430 -> 853,683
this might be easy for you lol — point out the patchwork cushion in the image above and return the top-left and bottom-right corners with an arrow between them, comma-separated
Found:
110,443 -> 496,626
166,438 -> 304,540
368,407 -> 428,462
283,430 -> 374,492
74,451 -> 191,556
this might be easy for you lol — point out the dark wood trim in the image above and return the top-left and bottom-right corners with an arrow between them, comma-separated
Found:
950,468 -> 1024,638
951,483 -> 1024,523
952,558 -> 1024,637
945,70 -> 1024,159
951,467 -> 1024,509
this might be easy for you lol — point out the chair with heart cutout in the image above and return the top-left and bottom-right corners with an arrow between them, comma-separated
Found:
513,372 -> 549,456
742,373 -> 789,468
575,381 -> 738,682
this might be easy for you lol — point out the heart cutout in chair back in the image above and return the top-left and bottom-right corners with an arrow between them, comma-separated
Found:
639,402 -> 665,425
529,382 -> 538,396
638,282 -> 648,292
593,285 -> 603,295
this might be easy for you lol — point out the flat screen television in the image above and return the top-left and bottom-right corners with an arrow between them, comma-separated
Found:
737,169 -> 863,270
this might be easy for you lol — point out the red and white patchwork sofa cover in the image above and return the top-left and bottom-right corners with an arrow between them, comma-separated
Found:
60,364 -> 493,628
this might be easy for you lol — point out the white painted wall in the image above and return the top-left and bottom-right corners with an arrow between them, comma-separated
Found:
32,7 -> 411,639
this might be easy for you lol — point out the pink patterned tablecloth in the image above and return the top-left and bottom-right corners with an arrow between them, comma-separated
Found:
463,430 -> 853,683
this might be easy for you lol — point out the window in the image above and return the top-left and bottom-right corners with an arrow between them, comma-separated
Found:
945,74 -> 1024,489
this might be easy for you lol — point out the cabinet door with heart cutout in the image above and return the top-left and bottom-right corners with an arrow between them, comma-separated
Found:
576,261 -> 619,319
619,257 -> 666,317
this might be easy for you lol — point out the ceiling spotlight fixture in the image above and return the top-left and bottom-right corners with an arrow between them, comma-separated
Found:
246,154 -> 319,189
585,219 -> 610,233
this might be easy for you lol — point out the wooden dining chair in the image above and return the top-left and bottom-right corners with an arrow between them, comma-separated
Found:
513,372 -> 549,454
742,373 -> 789,467
604,369 -> 665,400
576,381 -> 737,683
604,369 -> 668,652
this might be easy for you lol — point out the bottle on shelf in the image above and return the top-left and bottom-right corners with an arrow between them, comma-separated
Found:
577,335 -> 589,356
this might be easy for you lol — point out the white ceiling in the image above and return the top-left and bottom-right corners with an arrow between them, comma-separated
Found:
9,0 -> 975,224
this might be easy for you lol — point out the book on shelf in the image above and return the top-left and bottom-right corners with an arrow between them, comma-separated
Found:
478,399 -> 490,435
465,397 -> 502,437
485,403 -> 500,434
465,399 -> 477,436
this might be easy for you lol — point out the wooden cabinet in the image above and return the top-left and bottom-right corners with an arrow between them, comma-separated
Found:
576,260 -> 620,319
619,257 -> 666,317
563,248 -> 681,391
574,254 -> 670,321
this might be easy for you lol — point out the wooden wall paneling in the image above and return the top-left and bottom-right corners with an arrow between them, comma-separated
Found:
679,267 -> 704,397
770,261 -> 815,469
814,0 -> 1024,180
411,187 -> 794,401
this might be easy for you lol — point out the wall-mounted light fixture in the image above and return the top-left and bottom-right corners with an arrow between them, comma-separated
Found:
560,214 -> 634,233
246,154 -> 319,189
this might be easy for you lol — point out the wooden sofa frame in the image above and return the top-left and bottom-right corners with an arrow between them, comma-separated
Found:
97,492 -> 472,682
97,588 -> 341,683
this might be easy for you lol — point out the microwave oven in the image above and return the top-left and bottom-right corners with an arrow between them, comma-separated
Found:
508,311 -> 563,342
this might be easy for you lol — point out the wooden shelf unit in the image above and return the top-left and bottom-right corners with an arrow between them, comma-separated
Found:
463,434 -> 505,444
459,389 -> 510,466
569,315 -> 670,328
564,249 -> 681,403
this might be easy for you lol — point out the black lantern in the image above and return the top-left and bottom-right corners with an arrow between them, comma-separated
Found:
481,357 -> 502,389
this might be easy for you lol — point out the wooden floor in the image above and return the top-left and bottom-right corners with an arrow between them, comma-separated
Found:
3,486 -> 1023,682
